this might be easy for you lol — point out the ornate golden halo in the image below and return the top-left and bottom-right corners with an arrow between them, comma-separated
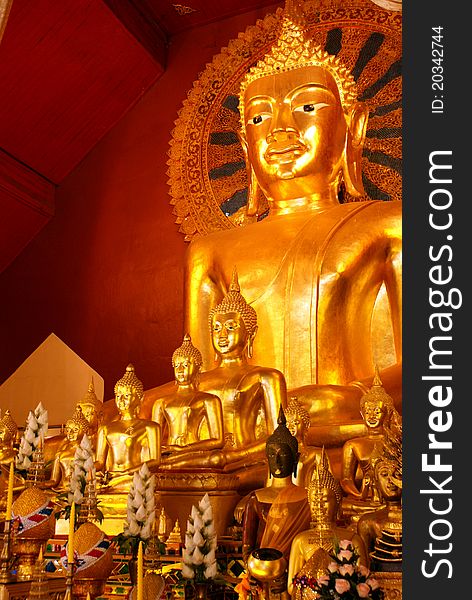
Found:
167,0 -> 402,241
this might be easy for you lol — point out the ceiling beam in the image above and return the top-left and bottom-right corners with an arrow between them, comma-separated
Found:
0,149 -> 55,272
102,0 -> 168,70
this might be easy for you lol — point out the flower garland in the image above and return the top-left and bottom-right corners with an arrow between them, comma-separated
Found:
115,463 -> 156,557
293,540 -> 383,600
182,493 -> 218,582
68,434 -> 95,506
16,402 -> 48,471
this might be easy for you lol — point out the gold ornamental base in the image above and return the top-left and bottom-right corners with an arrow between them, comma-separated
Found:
12,538 -> 47,581
96,471 -> 243,537
73,578 -> 106,600
371,571 -> 402,600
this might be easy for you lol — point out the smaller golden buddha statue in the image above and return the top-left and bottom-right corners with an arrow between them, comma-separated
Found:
357,415 -> 402,572
287,453 -> 367,597
94,364 -> 161,490
340,370 -> 394,521
157,506 -> 170,542
166,519 -> 182,553
142,270 -> 287,476
152,334 -> 225,468
242,406 -> 310,564
49,406 -> 92,490
285,397 -> 333,486
1,410 -> 18,446
44,378 -> 103,472
0,416 -> 16,466
77,378 -> 104,444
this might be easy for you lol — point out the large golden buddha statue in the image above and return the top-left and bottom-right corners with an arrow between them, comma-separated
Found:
152,334 -> 225,468
94,364 -> 161,490
184,0 -> 402,437
142,270 -> 286,470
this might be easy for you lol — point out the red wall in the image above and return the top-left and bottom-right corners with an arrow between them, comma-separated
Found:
0,5 -> 280,402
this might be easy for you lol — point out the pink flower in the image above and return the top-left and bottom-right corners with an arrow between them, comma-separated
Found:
338,549 -> 353,561
339,564 -> 354,576
317,575 -> 329,586
335,579 -> 351,595
357,565 -> 370,578
367,578 -> 380,591
356,583 -> 371,598
339,540 -> 352,550
328,561 -> 339,573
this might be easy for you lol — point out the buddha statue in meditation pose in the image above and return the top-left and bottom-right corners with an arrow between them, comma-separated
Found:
233,396 -> 327,524
287,451 -> 367,597
0,410 -> 17,466
48,406 -> 91,490
357,414 -> 402,572
76,378 -> 104,442
44,378 -> 103,472
151,334 -> 225,467
142,270 -> 286,472
340,370 -> 394,521
95,364 -> 161,490
184,0 -> 402,443
242,406 -> 310,564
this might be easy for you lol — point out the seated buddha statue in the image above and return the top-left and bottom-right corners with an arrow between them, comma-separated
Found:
184,0 -> 401,446
233,396 -> 326,524
242,406 -> 310,564
142,270 -> 286,471
94,364 -> 161,490
340,370 -> 394,521
0,410 -> 18,465
152,334 -> 225,468
357,414 -> 402,572
44,378 -> 104,472
287,452 -> 367,597
49,406 -> 91,490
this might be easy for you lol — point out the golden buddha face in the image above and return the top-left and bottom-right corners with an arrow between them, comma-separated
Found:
243,65 -> 347,202
65,421 -> 81,442
0,424 -> 10,445
361,401 -> 387,429
376,461 -> 402,501
211,311 -> 248,358
78,403 -> 100,430
308,487 -> 336,522
173,355 -> 199,385
286,414 -> 305,439
115,383 -> 140,415
266,441 -> 296,478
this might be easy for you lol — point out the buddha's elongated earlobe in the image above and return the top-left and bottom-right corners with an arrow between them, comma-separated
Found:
246,326 -> 258,359
239,130 -> 261,217
342,102 -> 369,197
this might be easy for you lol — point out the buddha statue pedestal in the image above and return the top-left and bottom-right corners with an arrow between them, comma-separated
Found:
95,471 -> 243,537
153,471 -> 242,538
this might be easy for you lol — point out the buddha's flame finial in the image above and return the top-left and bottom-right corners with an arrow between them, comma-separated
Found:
172,334 -> 203,368
277,404 -> 287,426
114,363 -> 144,400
